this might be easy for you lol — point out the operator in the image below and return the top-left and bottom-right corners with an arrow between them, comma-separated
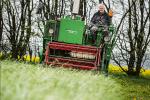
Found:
91,4 -> 111,26
90,3 -> 113,75
90,3 -> 112,44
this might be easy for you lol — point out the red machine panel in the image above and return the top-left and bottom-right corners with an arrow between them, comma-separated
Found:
45,42 -> 102,70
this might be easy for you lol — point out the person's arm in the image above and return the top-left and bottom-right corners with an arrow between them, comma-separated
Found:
107,15 -> 111,26
90,13 -> 98,31
91,13 -> 97,24
105,13 -> 111,26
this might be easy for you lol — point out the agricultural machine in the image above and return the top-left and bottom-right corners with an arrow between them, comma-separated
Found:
40,0 -> 117,73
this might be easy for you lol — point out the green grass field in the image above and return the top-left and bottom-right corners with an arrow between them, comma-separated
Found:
0,60 -> 150,100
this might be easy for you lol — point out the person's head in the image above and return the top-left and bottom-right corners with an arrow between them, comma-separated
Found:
98,4 -> 105,14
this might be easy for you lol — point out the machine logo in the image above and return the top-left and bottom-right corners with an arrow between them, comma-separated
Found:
66,29 -> 77,34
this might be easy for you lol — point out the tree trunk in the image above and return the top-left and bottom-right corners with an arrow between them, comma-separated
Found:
55,0 -> 58,19
11,45 -> 18,59
0,0 -> 3,42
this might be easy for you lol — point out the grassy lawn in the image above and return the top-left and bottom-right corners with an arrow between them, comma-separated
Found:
114,76 -> 150,99
0,60 -> 150,100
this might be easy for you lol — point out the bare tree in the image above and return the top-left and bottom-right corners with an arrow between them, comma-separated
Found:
113,0 -> 150,76
36,0 -> 81,34
0,0 -> 3,43
3,0 -> 34,59
78,0 -> 86,20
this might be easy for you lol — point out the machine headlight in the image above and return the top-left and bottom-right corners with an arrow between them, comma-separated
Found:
104,36 -> 110,42
49,29 -> 54,36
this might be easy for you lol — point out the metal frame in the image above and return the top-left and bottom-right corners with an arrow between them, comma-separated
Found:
45,42 -> 102,70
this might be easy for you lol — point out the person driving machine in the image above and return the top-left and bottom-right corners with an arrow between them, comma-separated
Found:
90,4 -> 112,44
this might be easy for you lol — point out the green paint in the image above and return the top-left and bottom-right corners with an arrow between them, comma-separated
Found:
58,18 -> 85,44
42,17 -> 117,74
